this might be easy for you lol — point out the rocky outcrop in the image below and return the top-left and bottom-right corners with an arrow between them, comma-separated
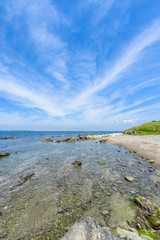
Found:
77,135 -> 96,141
0,137 -> 19,140
41,137 -> 53,143
56,137 -> 76,143
61,216 -> 121,240
133,197 -> 160,230
0,153 -> 11,159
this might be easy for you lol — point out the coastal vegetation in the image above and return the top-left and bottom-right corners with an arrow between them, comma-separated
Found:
123,121 -> 160,135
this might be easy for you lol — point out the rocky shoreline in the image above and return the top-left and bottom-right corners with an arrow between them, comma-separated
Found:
0,133 -> 160,239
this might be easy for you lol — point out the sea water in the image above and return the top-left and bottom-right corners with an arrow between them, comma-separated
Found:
0,131 -> 159,239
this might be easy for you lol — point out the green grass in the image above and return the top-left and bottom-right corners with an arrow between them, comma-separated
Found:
137,229 -> 159,240
123,121 -> 160,135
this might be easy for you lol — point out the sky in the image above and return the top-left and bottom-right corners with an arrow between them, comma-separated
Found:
0,0 -> 160,131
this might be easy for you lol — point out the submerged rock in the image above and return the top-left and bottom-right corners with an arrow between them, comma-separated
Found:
98,161 -> 106,165
72,161 -> 82,167
0,136 -> 19,140
41,137 -> 53,143
61,216 -> 121,240
0,153 -> 11,159
124,176 -> 135,182
18,172 -> 35,186
56,137 -> 76,143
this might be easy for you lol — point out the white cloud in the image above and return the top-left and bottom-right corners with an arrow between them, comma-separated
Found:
71,19 -> 160,108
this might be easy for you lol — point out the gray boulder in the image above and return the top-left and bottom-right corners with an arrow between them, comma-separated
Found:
61,216 -> 121,240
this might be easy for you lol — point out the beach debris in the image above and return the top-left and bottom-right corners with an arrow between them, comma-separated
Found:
18,172 -> 35,186
41,137 -> 53,143
72,161 -> 82,167
56,137 -> 76,143
149,160 -> 155,164
124,176 -> 135,182
0,153 -> 11,159
133,150 -> 137,154
116,158 -> 120,161
0,136 -> 19,140
98,161 -> 106,165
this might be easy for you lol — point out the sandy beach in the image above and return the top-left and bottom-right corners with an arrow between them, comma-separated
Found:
105,133 -> 160,169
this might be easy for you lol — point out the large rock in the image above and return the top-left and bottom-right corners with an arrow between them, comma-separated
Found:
133,197 -> 160,230
41,137 -> 53,143
56,137 -> 76,143
61,216 -> 121,240
0,136 -> 19,140
0,153 -> 11,159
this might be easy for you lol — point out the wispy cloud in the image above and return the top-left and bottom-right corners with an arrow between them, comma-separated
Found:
0,1 -> 160,130
71,19 -> 160,108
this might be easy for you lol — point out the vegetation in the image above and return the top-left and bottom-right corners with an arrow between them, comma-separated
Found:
123,121 -> 160,135
137,229 -> 159,240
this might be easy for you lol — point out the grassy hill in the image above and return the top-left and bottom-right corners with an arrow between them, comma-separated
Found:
123,121 -> 160,135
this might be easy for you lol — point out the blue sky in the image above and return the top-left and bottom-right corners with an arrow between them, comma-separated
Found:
0,0 -> 160,130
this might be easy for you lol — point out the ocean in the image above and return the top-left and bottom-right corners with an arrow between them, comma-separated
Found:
0,131 -> 159,239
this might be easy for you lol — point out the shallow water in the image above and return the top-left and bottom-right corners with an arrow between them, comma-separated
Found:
0,131 -> 159,239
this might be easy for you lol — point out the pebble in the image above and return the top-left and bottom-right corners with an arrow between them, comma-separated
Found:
101,210 -> 109,215
124,176 -> 135,182
130,190 -> 136,195
149,160 -> 155,164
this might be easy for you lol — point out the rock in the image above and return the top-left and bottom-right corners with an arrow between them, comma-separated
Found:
41,137 -> 53,143
0,137 -> 19,140
56,137 -> 76,143
149,160 -> 155,164
101,210 -> 110,215
116,158 -> 121,161
77,134 -> 95,141
0,153 -> 11,159
100,139 -> 108,143
116,227 -> 144,240
133,197 -> 160,230
18,172 -> 35,186
61,216 -> 121,240
124,176 -> 135,182
72,161 -> 82,167
98,161 -> 106,165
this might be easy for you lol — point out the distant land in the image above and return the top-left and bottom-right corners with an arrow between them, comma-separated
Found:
123,121 -> 160,135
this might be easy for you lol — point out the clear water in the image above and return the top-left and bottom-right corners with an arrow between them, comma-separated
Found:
0,131 -> 159,239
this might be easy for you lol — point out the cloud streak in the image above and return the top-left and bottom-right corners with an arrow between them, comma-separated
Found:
71,19 -> 160,108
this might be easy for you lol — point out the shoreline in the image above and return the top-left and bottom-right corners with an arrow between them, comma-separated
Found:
92,133 -> 160,170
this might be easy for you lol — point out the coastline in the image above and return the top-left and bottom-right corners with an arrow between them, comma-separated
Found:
96,133 -> 160,169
